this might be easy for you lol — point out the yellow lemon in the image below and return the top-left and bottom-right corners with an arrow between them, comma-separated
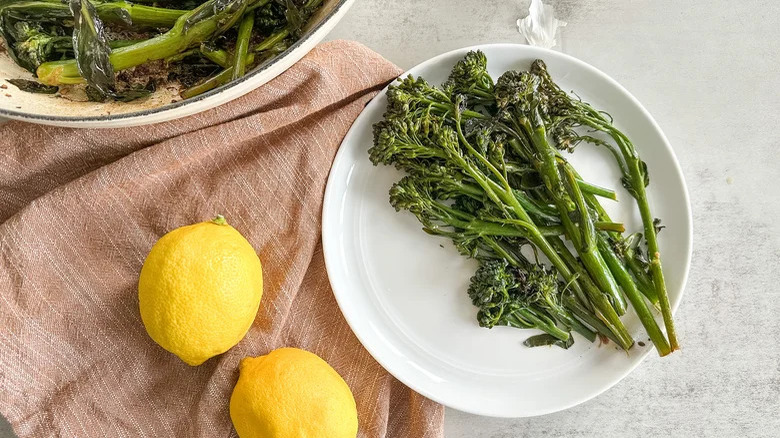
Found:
230,348 -> 358,438
138,215 -> 263,366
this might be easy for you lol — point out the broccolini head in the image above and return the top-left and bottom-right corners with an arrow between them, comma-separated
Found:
521,264 -> 563,312
468,258 -> 568,329
4,22 -> 70,72
402,162 -> 474,201
442,50 -> 494,98
370,117 -> 463,171
388,176 -> 436,218
467,259 -> 517,328
370,119 -> 445,167
385,75 -> 452,120
256,0 -> 315,35
494,70 -> 539,111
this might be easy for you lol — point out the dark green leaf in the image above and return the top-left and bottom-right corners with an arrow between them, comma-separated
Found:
254,1 -> 286,33
7,78 -> 58,94
283,0 -> 302,33
523,333 -> 574,349
70,0 -> 116,98
84,85 -> 104,101
653,218 -> 665,234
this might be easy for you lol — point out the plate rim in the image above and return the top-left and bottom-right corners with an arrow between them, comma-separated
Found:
322,42 -> 693,418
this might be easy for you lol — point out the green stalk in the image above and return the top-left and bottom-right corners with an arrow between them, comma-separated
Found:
2,1 -> 186,28
577,113 -> 676,349
513,190 -> 559,223
180,53 -> 254,98
541,297 -> 597,342
547,235 -> 632,348
110,39 -> 145,49
563,294 -> 623,346
504,163 -> 616,200
517,125 -> 627,316
577,171 -> 659,305
626,154 -> 678,350
481,236 -> 521,267
597,232 -> 670,355
563,312 -> 597,342
577,179 -> 617,201
254,28 -> 289,52
164,48 -> 198,64
594,221 -> 625,233
199,45 -> 229,67
627,255 -> 659,305
232,12 -> 253,80
509,309 -> 570,341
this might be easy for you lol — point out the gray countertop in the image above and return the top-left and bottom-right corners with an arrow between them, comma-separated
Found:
3,1 -> 780,436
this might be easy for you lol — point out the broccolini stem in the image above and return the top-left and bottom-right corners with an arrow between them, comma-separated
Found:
511,308 -> 570,341
546,236 -> 633,349
562,163 -> 596,253
627,156 -> 678,350
562,310 -> 597,342
562,294 -> 623,346
576,179 -> 617,201
596,232 -> 671,356
594,222 -> 625,233
254,28 -> 289,52
576,113 -> 678,350
512,190 -> 560,223
576,170 -> 659,306
504,162 -> 615,200
2,1 -> 187,28
180,52 -> 255,98
627,257 -> 659,306
513,129 -> 628,316
232,12 -> 254,80
481,237 -> 521,266
164,48 -> 198,64
200,45 -> 229,67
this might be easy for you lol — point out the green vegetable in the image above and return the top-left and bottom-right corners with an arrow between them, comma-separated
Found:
0,0 -> 321,101
467,260 -> 573,342
530,59 -> 679,351
370,50 -> 679,356
69,0 -> 115,97
232,12 -> 254,80
0,1 -> 186,29
371,77 -> 634,350
6,22 -> 71,71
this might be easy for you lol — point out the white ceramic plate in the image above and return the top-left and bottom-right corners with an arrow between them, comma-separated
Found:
322,44 -> 692,417
0,0 -> 354,128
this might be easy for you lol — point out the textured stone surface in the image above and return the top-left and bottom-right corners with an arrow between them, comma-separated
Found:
3,0 -> 779,436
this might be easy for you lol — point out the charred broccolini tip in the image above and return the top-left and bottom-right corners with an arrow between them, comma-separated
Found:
442,49 -> 494,103
467,259 -> 570,342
